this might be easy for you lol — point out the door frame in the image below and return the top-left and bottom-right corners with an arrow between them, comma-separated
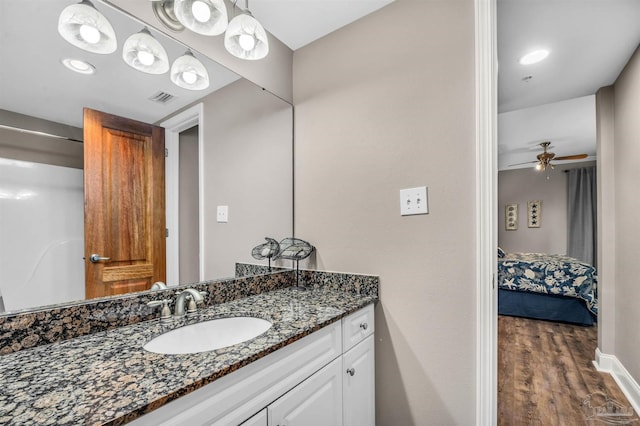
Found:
161,103 -> 205,286
475,0 -> 498,424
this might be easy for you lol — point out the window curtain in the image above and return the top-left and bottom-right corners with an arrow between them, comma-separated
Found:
567,166 -> 597,267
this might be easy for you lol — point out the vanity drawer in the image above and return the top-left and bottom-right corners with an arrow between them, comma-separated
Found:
342,303 -> 374,352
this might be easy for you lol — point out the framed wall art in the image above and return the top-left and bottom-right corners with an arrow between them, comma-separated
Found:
528,200 -> 541,228
505,203 -> 518,230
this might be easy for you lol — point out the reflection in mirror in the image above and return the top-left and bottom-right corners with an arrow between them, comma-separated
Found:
0,0 -> 293,314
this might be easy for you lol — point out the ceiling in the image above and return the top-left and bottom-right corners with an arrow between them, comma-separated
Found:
251,0 -> 394,51
0,0 -> 394,129
497,0 -> 640,171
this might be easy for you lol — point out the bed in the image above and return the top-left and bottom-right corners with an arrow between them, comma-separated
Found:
497,250 -> 598,325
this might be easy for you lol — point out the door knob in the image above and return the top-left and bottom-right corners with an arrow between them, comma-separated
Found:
89,254 -> 111,263
346,368 -> 355,376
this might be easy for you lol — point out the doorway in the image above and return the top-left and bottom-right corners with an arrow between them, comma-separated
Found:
178,125 -> 200,284
162,103 -> 205,286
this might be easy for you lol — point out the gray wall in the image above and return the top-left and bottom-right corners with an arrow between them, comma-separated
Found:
293,1 -> 476,424
596,85 -> 615,355
601,44 -> 640,384
0,110 -> 83,169
498,161 -> 596,254
179,126 -> 200,284
201,79 -> 293,280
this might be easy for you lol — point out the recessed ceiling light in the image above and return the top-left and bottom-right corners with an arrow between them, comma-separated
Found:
61,58 -> 96,75
519,49 -> 550,65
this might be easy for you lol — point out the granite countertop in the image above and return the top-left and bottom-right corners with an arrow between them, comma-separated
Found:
0,287 -> 376,425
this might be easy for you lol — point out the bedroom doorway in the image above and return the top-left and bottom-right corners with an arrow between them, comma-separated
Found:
493,0 -> 639,422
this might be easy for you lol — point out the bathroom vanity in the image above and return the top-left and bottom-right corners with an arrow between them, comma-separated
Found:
0,270 -> 378,426
132,303 -> 374,425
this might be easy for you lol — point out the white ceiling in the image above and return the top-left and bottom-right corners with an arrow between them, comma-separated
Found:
0,0 -> 394,129
497,0 -> 640,171
251,0 -> 393,50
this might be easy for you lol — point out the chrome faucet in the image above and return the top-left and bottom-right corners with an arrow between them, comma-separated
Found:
173,288 -> 206,317
150,281 -> 167,290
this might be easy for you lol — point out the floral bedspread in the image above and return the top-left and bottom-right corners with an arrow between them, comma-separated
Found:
498,252 -> 598,315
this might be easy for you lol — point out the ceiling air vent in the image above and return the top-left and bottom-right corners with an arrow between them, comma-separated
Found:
149,91 -> 176,104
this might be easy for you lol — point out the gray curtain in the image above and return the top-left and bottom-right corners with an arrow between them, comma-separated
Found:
567,166 -> 597,267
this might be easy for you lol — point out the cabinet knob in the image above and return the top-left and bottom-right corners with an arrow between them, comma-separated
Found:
360,322 -> 368,330
346,368 -> 355,376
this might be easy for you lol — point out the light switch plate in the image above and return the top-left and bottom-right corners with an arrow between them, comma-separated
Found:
217,205 -> 228,223
400,186 -> 428,216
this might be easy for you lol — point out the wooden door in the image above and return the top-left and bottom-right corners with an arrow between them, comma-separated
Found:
84,108 -> 165,299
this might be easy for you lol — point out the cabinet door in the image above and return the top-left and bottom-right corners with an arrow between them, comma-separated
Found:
241,408 -> 267,426
268,357 -> 342,426
343,335 -> 375,426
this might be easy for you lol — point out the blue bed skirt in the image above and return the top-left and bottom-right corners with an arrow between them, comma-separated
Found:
498,289 -> 596,326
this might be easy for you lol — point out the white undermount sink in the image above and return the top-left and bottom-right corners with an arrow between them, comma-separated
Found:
143,317 -> 272,355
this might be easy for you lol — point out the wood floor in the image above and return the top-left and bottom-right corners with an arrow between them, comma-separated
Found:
498,315 -> 639,425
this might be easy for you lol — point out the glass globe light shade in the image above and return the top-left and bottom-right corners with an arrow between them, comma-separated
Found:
174,0 -> 228,36
170,51 -> 210,90
122,28 -> 169,74
224,12 -> 268,60
58,0 -> 117,54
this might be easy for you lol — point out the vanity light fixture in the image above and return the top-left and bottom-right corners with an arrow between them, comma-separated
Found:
519,49 -> 550,65
61,58 -> 96,75
58,0 -> 117,54
224,0 -> 269,60
152,0 -> 185,32
170,51 -> 210,90
122,28 -> 170,74
174,0 -> 228,36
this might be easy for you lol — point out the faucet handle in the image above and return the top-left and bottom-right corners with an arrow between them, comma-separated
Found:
185,291 -> 207,314
147,299 -> 171,322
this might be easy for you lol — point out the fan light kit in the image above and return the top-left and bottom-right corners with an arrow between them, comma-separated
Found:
511,141 -> 588,172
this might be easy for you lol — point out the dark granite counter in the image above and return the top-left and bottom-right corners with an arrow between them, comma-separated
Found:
0,287 -> 377,425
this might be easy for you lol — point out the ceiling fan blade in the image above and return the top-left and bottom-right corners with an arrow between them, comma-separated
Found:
554,154 -> 588,161
508,160 -> 538,167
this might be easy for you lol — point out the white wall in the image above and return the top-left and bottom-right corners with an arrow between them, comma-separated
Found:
293,0 -> 477,423
498,161 -> 595,254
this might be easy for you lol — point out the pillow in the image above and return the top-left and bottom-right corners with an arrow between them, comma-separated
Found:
497,247 -> 506,258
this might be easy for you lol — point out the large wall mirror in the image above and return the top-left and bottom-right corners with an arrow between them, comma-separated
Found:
0,0 -> 293,314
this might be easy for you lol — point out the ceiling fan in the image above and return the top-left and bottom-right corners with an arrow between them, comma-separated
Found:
511,141 -> 588,171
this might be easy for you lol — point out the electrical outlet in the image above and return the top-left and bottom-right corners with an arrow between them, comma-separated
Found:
217,205 -> 228,223
400,186 -> 428,216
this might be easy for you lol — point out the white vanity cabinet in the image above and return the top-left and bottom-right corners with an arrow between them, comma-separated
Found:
130,304 -> 375,426
241,409 -> 267,426
268,357 -> 343,425
341,304 -> 375,426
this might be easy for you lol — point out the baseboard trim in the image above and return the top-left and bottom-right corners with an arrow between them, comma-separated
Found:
594,348 -> 640,415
